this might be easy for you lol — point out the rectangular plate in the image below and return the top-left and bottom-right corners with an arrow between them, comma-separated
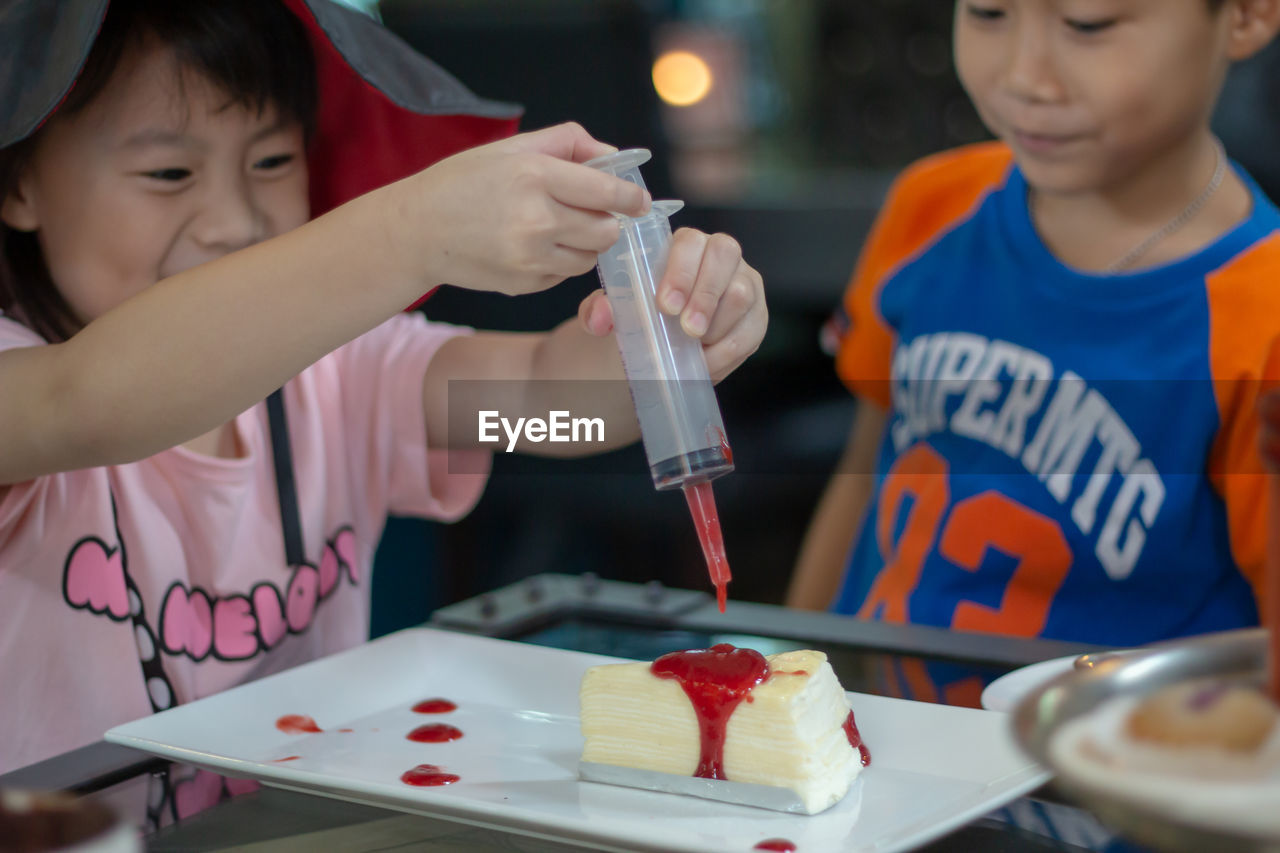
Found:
106,628 -> 1048,853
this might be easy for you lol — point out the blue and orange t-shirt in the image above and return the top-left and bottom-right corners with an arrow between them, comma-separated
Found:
831,142 -> 1280,646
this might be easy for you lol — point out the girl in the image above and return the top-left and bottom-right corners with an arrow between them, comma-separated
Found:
0,0 -> 767,773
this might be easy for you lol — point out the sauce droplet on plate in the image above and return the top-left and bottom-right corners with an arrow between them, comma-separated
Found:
275,714 -> 323,734
407,723 -> 464,743
412,698 -> 457,714
400,764 -> 460,786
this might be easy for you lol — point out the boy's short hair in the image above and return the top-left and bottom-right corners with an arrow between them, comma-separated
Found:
0,0 -> 318,342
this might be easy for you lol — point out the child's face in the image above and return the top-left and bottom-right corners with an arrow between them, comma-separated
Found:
1,40 -> 309,324
953,0 -> 1232,193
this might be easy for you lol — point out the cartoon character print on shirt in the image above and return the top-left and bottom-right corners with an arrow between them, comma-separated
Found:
62,496 -> 177,713
61,512 -> 359,828
63,506 -> 360,671
148,528 -> 359,823
157,526 -> 359,662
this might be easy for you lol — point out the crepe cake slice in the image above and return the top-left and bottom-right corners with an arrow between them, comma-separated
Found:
579,645 -> 868,814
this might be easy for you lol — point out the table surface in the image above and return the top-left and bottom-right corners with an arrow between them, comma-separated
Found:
2,573 -> 1131,853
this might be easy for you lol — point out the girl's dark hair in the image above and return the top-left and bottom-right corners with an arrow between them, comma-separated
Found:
0,0 -> 318,342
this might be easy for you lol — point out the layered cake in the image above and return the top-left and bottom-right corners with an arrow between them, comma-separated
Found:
579,644 -> 867,814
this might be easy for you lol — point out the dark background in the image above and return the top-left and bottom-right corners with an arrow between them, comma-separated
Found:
365,0 -> 1280,637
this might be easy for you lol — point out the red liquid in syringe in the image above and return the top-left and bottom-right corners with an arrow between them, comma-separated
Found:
683,480 -> 731,612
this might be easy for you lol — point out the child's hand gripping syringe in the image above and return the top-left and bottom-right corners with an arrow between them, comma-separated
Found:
586,150 -> 737,611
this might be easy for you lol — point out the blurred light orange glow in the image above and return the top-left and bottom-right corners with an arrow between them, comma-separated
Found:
652,50 -> 714,107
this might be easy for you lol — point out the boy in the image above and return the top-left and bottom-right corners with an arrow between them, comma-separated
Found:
788,0 -> 1280,646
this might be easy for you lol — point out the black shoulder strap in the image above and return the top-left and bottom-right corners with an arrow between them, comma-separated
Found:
266,389 -> 305,567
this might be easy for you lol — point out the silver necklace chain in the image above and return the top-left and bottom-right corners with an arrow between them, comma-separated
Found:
1031,139 -> 1228,274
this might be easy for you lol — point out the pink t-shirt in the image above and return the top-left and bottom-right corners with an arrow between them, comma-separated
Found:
0,312 -> 490,772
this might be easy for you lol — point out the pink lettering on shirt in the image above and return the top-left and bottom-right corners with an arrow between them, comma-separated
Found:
252,583 -> 288,649
147,535 -> 361,662
63,537 -> 130,620
160,585 -> 214,660
334,528 -> 359,583
285,564 -> 320,632
318,544 -> 340,600
212,595 -> 258,660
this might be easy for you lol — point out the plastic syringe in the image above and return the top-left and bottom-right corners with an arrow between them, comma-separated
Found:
586,149 -> 734,609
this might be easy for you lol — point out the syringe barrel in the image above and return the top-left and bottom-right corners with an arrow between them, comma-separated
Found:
594,198 -> 734,490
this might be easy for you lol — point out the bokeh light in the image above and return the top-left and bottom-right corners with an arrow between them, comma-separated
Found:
652,50 -> 714,107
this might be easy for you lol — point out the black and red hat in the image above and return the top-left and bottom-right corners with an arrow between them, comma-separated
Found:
0,0 -> 523,216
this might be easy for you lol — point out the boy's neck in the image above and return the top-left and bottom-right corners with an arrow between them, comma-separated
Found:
1027,132 -> 1253,275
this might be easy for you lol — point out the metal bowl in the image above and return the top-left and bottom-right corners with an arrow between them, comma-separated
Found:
1012,627 -> 1278,853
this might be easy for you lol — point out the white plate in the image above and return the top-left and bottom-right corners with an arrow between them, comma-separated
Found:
107,628 -> 1050,853
982,656 -> 1079,713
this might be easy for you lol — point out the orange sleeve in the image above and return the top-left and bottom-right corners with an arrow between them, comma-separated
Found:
1205,232 -> 1280,606
834,142 -> 1015,408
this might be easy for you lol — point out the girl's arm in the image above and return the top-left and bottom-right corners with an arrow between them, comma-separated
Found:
422,229 -> 767,455
421,323 -> 636,457
785,404 -> 887,610
0,124 -> 646,486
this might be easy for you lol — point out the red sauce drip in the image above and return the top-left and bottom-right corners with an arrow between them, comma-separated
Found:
651,644 -> 769,779
843,710 -> 871,767
774,670 -> 808,677
276,714 -> 323,734
754,841 -> 796,852
682,481 -> 732,612
407,723 -> 464,743
400,764 -> 460,786
718,429 -> 734,465
412,698 -> 457,714
337,728 -> 353,733
272,756 -> 301,762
